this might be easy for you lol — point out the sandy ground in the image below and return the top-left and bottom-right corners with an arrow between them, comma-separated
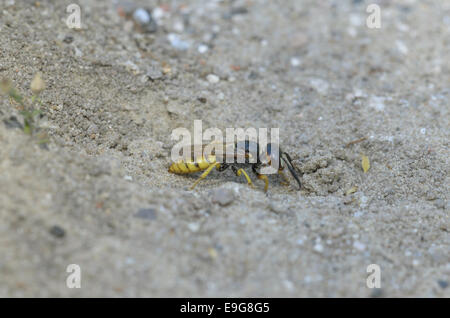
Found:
0,0 -> 448,297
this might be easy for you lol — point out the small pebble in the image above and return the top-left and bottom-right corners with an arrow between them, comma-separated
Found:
370,289 -> 383,298
353,241 -> 366,251
133,8 -> 151,24
433,199 -> 445,209
49,225 -> 65,238
290,57 -> 301,67
309,78 -> 329,95
3,116 -> 22,129
173,20 -> 184,33
282,279 -> 294,291
63,35 -> 74,44
30,73 -> 45,95
369,96 -> 385,111
188,222 -> 200,232
152,7 -> 164,20
349,14 -> 363,26
207,74 -> 220,84
135,208 -> 157,220
140,75 -> 149,83
74,46 -> 83,57
396,40 -> 409,55
208,247 -> 218,259
133,8 -> 157,32
212,188 -> 234,206
168,33 -> 190,50
313,243 -> 324,253
198,44 -> 209,54
269,202 -> 284,214
437,280 -> 448,289
123,60 -> 139,74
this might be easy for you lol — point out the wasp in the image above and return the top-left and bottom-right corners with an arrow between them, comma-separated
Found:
168,141 -> 301,191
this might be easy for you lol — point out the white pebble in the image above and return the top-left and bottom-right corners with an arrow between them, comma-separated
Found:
396,40 -> 409,55
207,74 -> 220,84
198,44 -> 209,54
152,7 -> 165,20
290,57 -> 301,67
212,25 -> 221,33
173,20 -> 185,33
314,243 -> 324,253
347,27 -> 357,38
396,22 -> 410,32
349,14 -> 363,26
74,47 -> 83,57
310,78 -> 329,95
123,60 -> 139,73
188,222 -> 200,232
283,279 -> 294,291
420,128 -> 426,135
125,257 -> 135,265
353,241 -> 366,251
369,96 -> 385,111
124,175 -> 133,181
167,33 -> 190,50
133,8 -> 151,25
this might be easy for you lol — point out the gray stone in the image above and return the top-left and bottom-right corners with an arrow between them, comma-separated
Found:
212,189 -> 235,207
135,208 -> 157,220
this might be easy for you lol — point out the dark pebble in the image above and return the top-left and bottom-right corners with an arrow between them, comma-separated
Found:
63,35 -> 74,44
248,71 -> 259,80
370,288 -> 383,298
135,208 -> 157,220
230,7 -> 249,15
49,225 -> 66,238
3,116 -> 23,129
438,280 -> 448,289
39,142 -> 49,151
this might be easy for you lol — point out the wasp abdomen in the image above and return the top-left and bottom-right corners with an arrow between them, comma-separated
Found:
168,155 -> 217,174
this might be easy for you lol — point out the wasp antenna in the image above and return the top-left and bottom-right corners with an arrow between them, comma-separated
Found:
281,153 -> 301,190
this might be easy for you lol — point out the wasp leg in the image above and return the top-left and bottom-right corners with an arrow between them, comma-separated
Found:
257,175 -> 269,192
231,166 -> 254,188
278,169 -> 290,186
252,164 -> 269,192
190,163 -> 221,190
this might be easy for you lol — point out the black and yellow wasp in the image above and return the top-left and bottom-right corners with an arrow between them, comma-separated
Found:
168,141 -> 301,191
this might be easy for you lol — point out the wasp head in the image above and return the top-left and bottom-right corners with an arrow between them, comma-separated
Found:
262,143 -> 302,190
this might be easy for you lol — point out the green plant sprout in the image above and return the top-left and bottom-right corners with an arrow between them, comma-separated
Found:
1,76 -> 49,145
